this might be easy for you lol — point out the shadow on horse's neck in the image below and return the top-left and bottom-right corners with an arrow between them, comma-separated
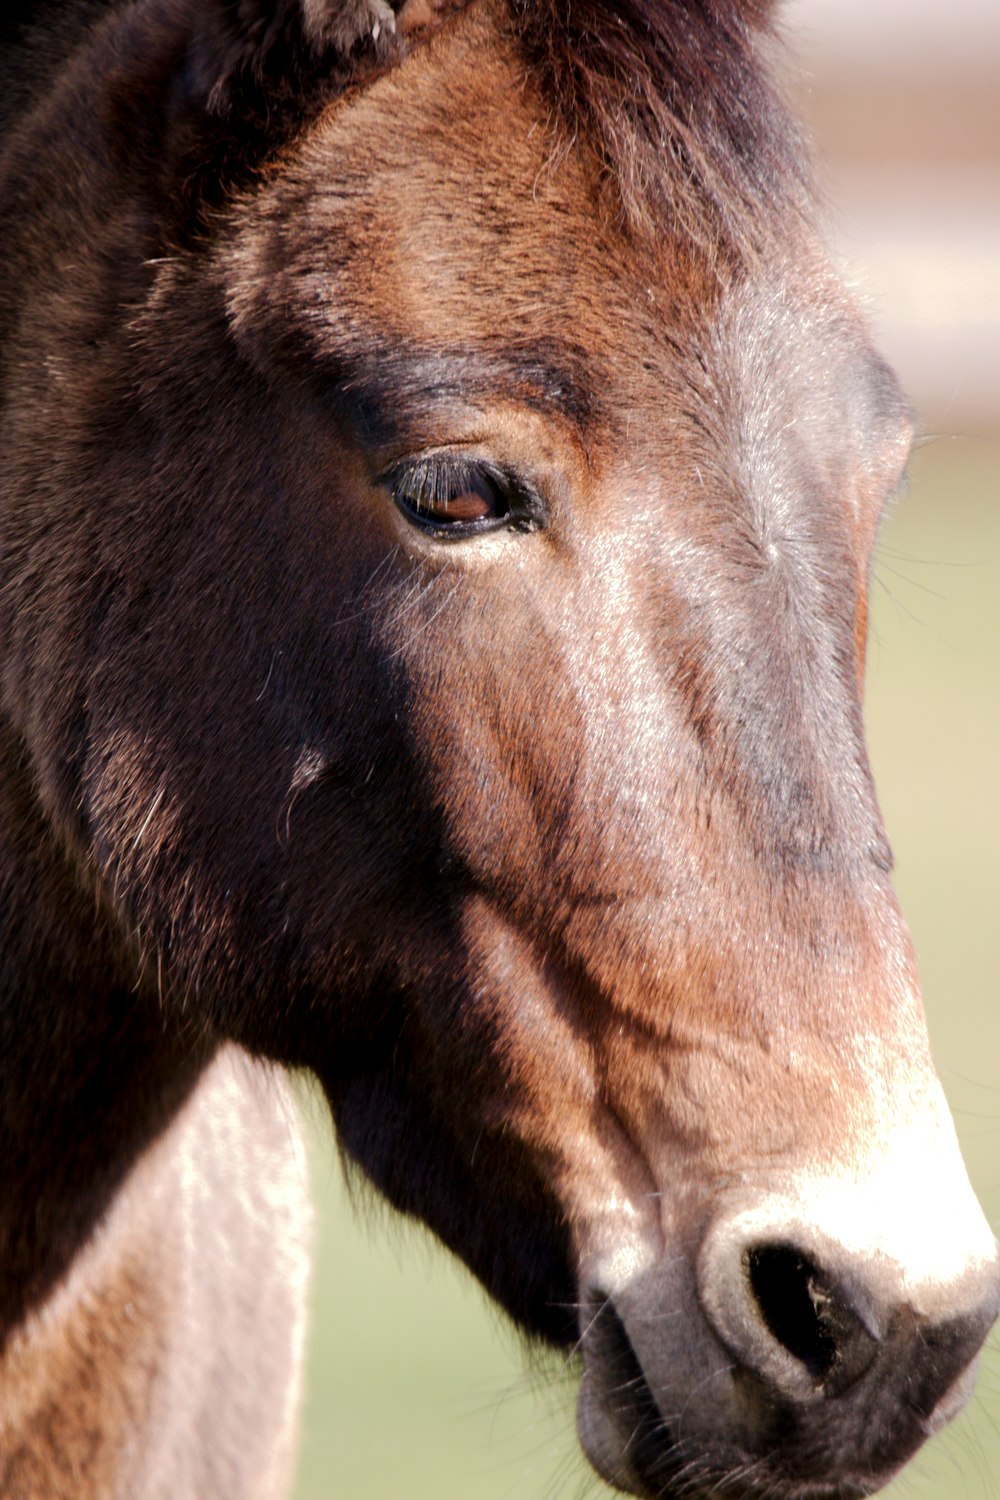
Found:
0,714 -> 211,1345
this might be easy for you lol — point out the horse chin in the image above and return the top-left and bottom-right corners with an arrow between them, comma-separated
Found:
576,1300 -> 870,1500
575,1299 -> 680,1500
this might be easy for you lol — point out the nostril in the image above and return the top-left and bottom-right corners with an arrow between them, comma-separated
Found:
745,1244 -> 878,1393
747,1246 -> 836,1379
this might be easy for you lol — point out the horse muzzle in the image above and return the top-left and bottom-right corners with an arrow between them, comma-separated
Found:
576,1170 -> 1000,1499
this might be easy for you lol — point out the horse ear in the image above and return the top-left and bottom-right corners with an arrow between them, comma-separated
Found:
298,0 -> 399,52
184,0 -> 403,113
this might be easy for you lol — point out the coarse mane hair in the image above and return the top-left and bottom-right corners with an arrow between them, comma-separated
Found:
0,0 -> 809,262
511,0 -> 810,254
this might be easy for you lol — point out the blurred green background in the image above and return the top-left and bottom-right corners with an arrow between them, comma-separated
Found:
293,444 -> 1000,1500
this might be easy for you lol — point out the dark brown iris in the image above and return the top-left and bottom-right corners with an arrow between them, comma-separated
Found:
391,459 -> 513,536
417,471 -> 501,523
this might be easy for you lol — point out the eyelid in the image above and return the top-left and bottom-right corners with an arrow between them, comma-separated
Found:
380,448 -> 501,490
384,450 -> 549,538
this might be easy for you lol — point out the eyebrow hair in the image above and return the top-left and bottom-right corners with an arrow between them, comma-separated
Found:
300,334 -> 606,449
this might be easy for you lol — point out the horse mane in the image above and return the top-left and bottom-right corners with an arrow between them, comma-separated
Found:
510,0 -> 809,257
0,0 -> 809,263
167,0 -> 811,261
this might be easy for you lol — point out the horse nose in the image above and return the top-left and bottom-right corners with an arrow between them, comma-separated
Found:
698,1204 -> 1000,1424
741,1244 -> 880,1395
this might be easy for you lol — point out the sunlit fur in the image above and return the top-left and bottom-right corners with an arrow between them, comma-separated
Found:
0,2 -> 996,1497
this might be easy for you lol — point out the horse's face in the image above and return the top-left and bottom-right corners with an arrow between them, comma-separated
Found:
67,2 -> 996,1495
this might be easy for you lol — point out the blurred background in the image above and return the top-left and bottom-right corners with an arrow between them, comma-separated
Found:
295,3 -> 1000,1497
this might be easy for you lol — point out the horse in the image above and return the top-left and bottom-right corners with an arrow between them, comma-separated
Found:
0,1 -> 996,1496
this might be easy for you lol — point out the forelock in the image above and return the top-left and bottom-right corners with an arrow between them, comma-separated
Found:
506,0 -> 810,260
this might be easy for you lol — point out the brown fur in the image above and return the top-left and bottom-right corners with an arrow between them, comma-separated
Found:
0,1052 -> 310,1499
0,2 -> 995,1497
512,0 -> 808,249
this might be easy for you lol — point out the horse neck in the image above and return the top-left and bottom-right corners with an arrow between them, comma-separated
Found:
0,711 -> 211,1343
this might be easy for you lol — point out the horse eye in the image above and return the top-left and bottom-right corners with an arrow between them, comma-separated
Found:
390,459 -> 526,539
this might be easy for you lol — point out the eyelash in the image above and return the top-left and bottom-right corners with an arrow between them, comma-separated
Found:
387,455 -> 547,541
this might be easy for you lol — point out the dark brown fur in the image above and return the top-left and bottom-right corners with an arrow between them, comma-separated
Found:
0,2 -> 995,1497
512,0 -> 808,249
